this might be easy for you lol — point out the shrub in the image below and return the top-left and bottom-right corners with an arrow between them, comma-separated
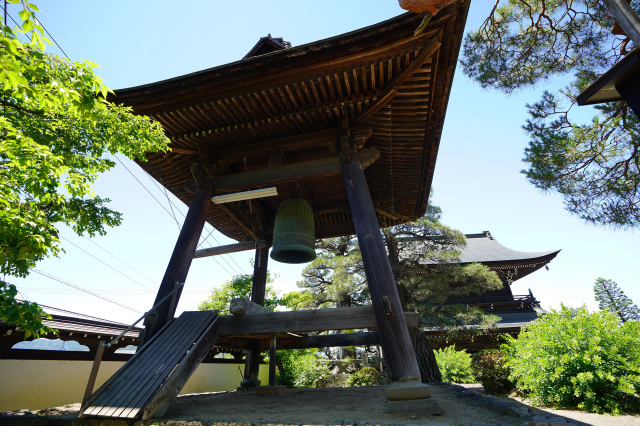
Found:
434,345 -> 475,383
472,350 -> 514,396
276,349 -> 331,388
503,306 -> 640,414
347,366 -> 382,387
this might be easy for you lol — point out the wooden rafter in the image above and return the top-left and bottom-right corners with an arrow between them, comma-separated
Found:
354,38 -> 441,126
213,147 -> 380,193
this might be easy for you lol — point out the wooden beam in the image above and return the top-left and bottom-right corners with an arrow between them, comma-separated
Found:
353,38 -> 441,126
212,126 -> 373,162
169,146 -> 198,155
194,240 -> 269,258
217,306 -> 418,336
275,331 -> 381,350
340,143 -> 421,382
214,147 -> 380,193
140,174 -> 215,347
216,202 -> 261,240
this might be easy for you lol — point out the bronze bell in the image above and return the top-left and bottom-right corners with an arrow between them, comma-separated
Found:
270,196 -> 316,264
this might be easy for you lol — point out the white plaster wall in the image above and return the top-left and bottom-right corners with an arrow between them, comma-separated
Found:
0,359 -> 269,412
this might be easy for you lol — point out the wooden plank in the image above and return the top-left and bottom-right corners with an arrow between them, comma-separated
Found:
142,315 -> 220,420
116,312 -> 216,418
217,306 -> 418,336
340,143 -> 421,382
80,315 -> 182,416
276,331 -> 380,350
194,240 -> 269,259
213,147 -> 380,193
85,313 -> 199,417
81,312 -> 217,419
106,313 -> 210,418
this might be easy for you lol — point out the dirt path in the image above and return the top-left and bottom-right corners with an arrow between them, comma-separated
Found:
3,384 -> 638,425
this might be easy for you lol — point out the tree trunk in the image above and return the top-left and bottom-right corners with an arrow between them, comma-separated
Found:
410,327 -> 442,383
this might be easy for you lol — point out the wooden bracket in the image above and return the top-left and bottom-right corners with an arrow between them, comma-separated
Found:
190,163 -> 214,188
382,296 -> 393,316
339,135 -> 352,164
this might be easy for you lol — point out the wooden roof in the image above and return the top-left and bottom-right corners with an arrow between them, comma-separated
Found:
114,5 -> 470,242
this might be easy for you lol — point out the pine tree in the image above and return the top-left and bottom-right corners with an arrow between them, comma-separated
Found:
462,1 -> 639,228
297,203 -> 502,382
593,278 -> 640,323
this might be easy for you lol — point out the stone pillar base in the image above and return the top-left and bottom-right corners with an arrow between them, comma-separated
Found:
384,380 -> 440,416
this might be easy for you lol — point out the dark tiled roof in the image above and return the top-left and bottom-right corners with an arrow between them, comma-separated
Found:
457,231 -> 560,264
243,34 -> 292,59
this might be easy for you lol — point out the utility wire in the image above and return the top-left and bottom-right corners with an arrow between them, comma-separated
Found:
0,4 -> 29,42
61,236 -> 154,293
32,269 -> 143,314
20,1 -> 69,58
138,164 -> 245,277
81,235 -> 158,286
114,155 -> 178,220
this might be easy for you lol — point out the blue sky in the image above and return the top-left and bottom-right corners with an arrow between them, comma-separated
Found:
9,0 -> 639,325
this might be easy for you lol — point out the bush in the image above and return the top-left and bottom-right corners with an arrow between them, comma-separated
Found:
276,349 -> 331,388
473,350 -> 514,396
503,306 -> 640,414
347,366 -> 382,387
434,345 -> 475,383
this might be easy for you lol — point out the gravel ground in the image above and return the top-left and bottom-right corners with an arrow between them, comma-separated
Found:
2,383 -> 638,425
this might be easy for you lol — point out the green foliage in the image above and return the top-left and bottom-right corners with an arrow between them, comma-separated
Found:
593,278 -> 640,323
0,1 -> 169,337
462,0 -> 640,228
0,281 -> 55,338
503,306 -> 640,414
279,290 -> 314,311
472,350 -> 514,396
346,366 -> 382,387
434,345 -> 475,384
298,236 -> 367,308
297,201 -> 502,383
384,211 -> 502,337
299,203 -> 502,335
276,348 -> 331,388
197,273 -> 279,314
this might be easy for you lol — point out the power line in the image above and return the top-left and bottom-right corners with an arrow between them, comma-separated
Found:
20,1 -> 69,58
0,4 -> 28,41
138,163 -> 245,277
32,269 -> 143,314
199,225 -> 246,275
117,157 -> 247,277
81,235 -> 158,286
61,236 -> 154,293
114,155 -> 179,221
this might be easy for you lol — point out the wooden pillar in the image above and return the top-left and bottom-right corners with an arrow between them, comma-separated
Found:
140,174 -> 215,347
241,243 -> 271,387
340,141 -> 421,382
269,334 -> 277,387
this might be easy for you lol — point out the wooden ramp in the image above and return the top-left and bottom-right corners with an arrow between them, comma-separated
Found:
80,310 -> 219,420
